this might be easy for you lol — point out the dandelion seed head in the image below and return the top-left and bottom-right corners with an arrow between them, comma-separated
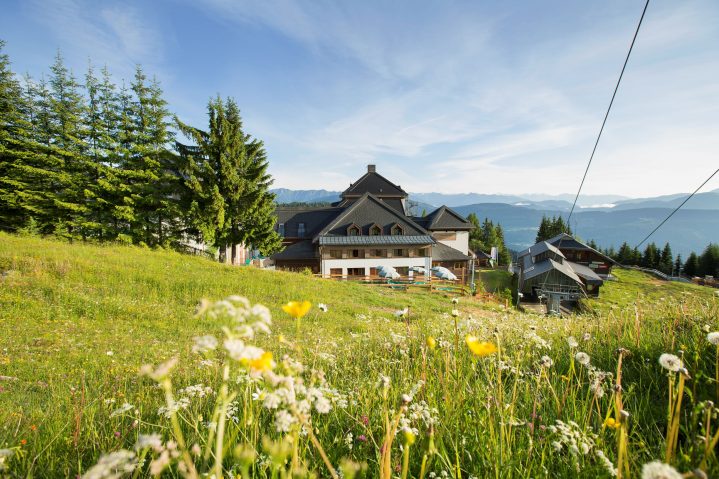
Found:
707,332 -> 719,346
575,352 -> 590,366
567,336 -> 578,348
658,353 -> 682,372
640,461 -> 682,479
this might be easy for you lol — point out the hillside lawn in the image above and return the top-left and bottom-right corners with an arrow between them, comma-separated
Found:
1,233 -> 719,477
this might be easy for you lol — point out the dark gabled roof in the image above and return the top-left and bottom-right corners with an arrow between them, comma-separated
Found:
520,256 -> 583,284
420,206 -> 473,231
271,240 -> 318,261
275,207 -> 342,238
432,242 -> 472,262
566,261 -> 604,285
546,233 -> 616,264
319,235 -> 434,246
518,241 -> 565,259
313,193 -> 429,242
341,171 -> 407,198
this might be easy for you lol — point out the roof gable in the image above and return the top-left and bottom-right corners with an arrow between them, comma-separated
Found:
546,233 -> 616,264
342,171 -> 407,198
424,206 -> 473,230
275,207 -> 343,238
313,193 -> 428,241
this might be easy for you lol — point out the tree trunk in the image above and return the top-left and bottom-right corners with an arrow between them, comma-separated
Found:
231,243 -> 238,265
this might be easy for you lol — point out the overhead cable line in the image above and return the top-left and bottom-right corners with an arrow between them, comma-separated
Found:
566,0 -> 650,225
633,167 -> 719,250
532,0 -> 650,308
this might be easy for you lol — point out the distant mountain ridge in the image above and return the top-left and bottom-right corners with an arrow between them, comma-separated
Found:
271,188 -> 719,257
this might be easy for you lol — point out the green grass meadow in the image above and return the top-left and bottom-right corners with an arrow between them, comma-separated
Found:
1,233 -> 719,478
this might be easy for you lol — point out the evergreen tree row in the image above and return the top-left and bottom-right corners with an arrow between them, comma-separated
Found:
466,213 -> 512,265
594,240 -> 719,279
0,41 -> 281,257
535,214 -> 572,243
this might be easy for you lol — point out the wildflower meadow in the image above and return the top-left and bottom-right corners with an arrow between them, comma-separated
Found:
1,234 -> 719,478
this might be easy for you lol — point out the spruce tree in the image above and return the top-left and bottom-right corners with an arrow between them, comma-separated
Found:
684,252 -> 699,277
535,215 -> 549,243
698,243 -> 719,278
176,96 -> 281,259
673,255 -> 682,276
47,51 -> 90,237
659,242 -> 673,274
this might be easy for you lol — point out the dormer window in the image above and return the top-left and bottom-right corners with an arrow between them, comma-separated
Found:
390,223 -> 404,236
278,223 -> 285,236
369,224 -> 382,236
297,222 -> 306,238
347,224 -> 361,236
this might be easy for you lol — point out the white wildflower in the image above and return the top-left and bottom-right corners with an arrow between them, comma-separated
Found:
223,338 -> 246,360
575,352 -> 590,366
263,392 -> 281,410
451,309 -> 460,317
110,402 -> 134,418
149,450 -> 171,476
539,356 -> 554,368
315,396 -> 331,414
640,461 -> 682,479
192,335 -> 218,354
567,336 -> 578,348
318,303 -> 328,313
582,332 -> 591,341
707,332 -> 719,346
658,354 -> 682,372
81,450 -> 137,479
135,434 -> 163,452
595,450 -> 616,476
451,297 -> 459,304
140,358 -> 178,381
250,304 -> 272,325
274,410 -> 297,433
106,351 -> 114,356
0,449 -> 13,472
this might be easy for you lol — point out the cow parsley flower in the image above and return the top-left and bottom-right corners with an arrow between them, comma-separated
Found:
81,450 -> 137,479
640,461 -> 682,479
658,354 -> 682,372
192,335 -> 218,354
274,410 -> 297,433
135,434 -> 163,452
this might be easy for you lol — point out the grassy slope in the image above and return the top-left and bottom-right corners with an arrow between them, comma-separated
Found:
2,233 -> 718,477
0,234 -> 508,474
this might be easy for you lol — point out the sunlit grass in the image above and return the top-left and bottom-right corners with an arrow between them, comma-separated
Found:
1,233 -> 718,478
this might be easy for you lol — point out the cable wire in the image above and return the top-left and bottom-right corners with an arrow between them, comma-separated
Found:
532,0 -> 650,309
634,167 -> 719,250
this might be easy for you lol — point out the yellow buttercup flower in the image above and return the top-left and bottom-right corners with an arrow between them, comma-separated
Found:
603,417 -> 620,430
248,351 -> 274,372
465,336 -> 498,357
426,336 -> 437,351
282,301 -> 312,319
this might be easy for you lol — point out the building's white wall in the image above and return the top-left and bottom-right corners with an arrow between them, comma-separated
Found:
321,257 -> 431,278
437,231 -> 470,255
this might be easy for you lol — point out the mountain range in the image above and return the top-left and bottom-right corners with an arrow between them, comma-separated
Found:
271,188 -> 719,258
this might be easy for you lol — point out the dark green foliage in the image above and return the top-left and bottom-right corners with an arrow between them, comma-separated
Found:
176,96 -> 282,258
659,242 -> 673,275
698,243 -> 719,278
467,213 -> 511,265
0,41 -> 279,256
535,214 -> 572,243
684,252 -> 699,277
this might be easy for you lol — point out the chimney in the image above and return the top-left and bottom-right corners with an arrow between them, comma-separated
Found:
367,164 -> 376,173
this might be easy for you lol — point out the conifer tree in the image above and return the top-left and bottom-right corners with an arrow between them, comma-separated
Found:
659,242 -> 673,274
535,215 -> 550,243
176,96 -> 281,259
673,255 -> 682,276
684,252 -> 699,277
698,243 -> 719,278
0,40 -> 33,229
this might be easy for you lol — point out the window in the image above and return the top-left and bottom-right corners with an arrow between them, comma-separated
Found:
391,224 -> 404,235
394,248 -> 405,257
370,249 -> 384,258
297,222 -> 306,237
370,224 -> 382,236
347,268 -> 365,277
396,267 -> 409,276
351,249 -> 363,258
278,223 -> 285,236
330,268 -> 342,277
329,249 -> 342,259
348,224 -> 361,236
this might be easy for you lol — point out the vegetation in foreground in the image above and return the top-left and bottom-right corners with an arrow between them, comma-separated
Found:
1,233 -> 719,478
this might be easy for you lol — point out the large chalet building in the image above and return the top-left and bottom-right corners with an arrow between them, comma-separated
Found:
270,165 -> 474,280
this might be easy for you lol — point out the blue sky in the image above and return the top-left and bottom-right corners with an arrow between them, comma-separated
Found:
2,0 -> 718,198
